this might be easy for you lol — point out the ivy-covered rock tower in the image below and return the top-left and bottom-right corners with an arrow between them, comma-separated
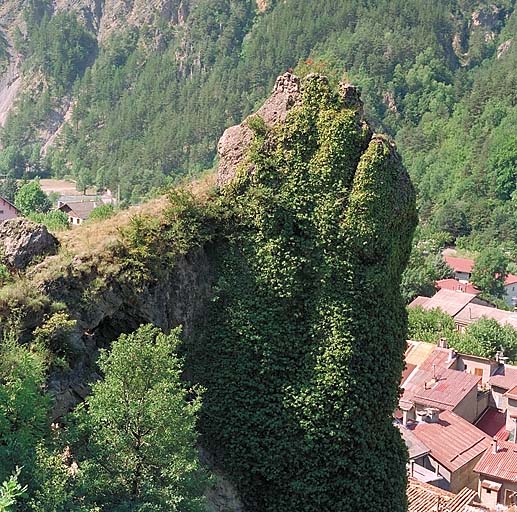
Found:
190,73 -> 417,511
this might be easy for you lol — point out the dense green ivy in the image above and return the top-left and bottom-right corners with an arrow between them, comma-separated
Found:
187,75 -> 417,511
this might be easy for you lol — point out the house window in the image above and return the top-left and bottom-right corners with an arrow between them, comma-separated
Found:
486,489 -> 491,494
0,210 -> 3,214
475,368 -> 483,377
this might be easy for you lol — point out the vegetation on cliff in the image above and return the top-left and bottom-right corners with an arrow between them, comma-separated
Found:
186,75 -> 416,511
0,74 -> 416,510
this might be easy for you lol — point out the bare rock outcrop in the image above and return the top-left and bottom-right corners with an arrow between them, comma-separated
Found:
216,72 -> 301,187
216,73 -> 368,187
0,218 -> 59,269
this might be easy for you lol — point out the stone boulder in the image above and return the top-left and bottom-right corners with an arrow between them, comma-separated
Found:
0,218 -> 59,269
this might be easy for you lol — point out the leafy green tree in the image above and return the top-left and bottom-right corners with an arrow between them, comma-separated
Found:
14,180 -> 51,215
0,174 -> 19,203
450,318 -> 517,361
471,248 -> 509,298
0,323 -> 51,489
0,469 -> 27,512
27,210 -> 69,231
70,324 -> 207,511
431,203 -> 471,240
407,306 -> 456,343
401,229 -> 453,303
87,204 -> 114,222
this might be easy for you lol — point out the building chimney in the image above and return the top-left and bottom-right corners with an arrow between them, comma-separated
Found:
492,436 -> 499,454
425,408 -> 439,423
439,337 -> 448,349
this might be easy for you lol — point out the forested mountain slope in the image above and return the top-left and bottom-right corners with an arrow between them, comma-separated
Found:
0,0 -> 515,247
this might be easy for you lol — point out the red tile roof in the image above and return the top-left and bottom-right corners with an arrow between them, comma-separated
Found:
490,365 -> 517,390
505,274 -> 517,286
419,347 -> 456,372
436,279 -> 480,295
475,408 -> 509,440
402,363 -> 417,385
407,477 -> 480,512
407,368 -> 480,411
506,385 -> 517,400
410,410 -> 491,472
444,256 -> 475,274
409,296 -> 431,308
409,289 -> 477,317
455,303 -> 517,329
475,440 -> 517,482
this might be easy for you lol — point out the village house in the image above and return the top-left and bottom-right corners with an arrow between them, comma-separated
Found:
436,278 -> 481,295
404,410 -> 491,493
445,256 -> 475,283
407,477 -> 484,512
400,338 -> 517,504
401,352 -> 484,424
443,254 -> 517,308
58,201 -> 99,225
475,437 -> 517,509
409,289 -> 517,332
0,196 -> 20,221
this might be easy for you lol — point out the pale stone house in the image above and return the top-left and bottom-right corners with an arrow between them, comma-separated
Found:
0,196 -> 20,221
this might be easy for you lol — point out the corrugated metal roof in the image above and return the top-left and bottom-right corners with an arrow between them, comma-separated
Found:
404,368 -> 480,411
475,408 -> 509,440
489,365 -> 517,390
420,347 -> 456,372
475,440 -> 517,482
409,289 -> 477,317
407,478 -> 480,512
411,410 -> 491,472
399,425 -> 431,460
455,303 -> 517,329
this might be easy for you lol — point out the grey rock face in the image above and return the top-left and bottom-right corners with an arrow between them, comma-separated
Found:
216,72 -> 301,187
0,218 -> 59,269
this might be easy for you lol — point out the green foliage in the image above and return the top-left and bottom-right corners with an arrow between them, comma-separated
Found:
0,322 -> 51,493
187,76 -> 417,511
14,180 -> 51,215
33,312 -> 77,366
0,175 -> 19,203
471,247 -> 509,298
450,318 -> 517,360
86,204 -> 114,222
3,0 -> 512,211
24,12 -> 97,93
408,308 -> 517,362
401,229 -> 453,303
27,210 -> 70,231
0,265 -> 11,287
407,306 -> 456,343
0,468 -> 27,512
69,324 -> 207,511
